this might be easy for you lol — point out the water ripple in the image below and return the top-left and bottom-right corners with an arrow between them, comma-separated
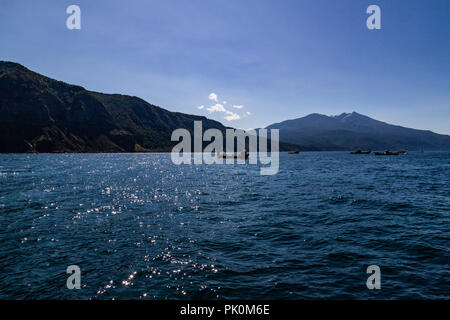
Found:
0,152 -> 449,299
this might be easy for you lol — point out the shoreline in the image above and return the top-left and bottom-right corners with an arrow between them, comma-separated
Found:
0,150 -> 447,155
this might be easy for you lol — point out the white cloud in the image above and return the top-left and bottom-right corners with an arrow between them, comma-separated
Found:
224,111 -> 241,121
208,93 -> 218,102
246,111 -> 251,115
198,94 -> 247,121
206,103 -> 226,113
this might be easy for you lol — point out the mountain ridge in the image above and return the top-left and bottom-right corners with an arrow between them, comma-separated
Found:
266,112 -> 450,151
2,61 -> 448,153
1,61 -> 299,153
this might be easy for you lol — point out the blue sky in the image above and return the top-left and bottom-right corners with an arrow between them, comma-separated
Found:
1,0 -> 449,134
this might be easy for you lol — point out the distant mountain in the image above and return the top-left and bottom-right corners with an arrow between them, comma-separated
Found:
266,112 -> 450,151
0,61 -> 296,153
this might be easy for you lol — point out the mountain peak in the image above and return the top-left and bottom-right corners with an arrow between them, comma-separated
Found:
0,61 -> 29,72
332,111 -> 362,119
266,111 -> 450,151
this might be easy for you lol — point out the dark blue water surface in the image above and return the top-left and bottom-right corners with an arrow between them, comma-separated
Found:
0,152 -> 449,299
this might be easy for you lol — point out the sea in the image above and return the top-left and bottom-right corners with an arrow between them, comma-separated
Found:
0,152 -> 449,299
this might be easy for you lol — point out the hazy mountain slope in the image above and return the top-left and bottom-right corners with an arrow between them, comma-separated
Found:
266,112 -> 450,151
0,61 -> 296,153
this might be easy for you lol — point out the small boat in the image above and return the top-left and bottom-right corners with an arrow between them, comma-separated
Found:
350,149 -> 371,154
288,150 -> 300,154
397,150 -> 408,155
217,150 -> 249,159
374,150 -> 399,156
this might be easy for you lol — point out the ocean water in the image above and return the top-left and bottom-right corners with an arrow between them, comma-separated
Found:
0,152 -> 448,299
